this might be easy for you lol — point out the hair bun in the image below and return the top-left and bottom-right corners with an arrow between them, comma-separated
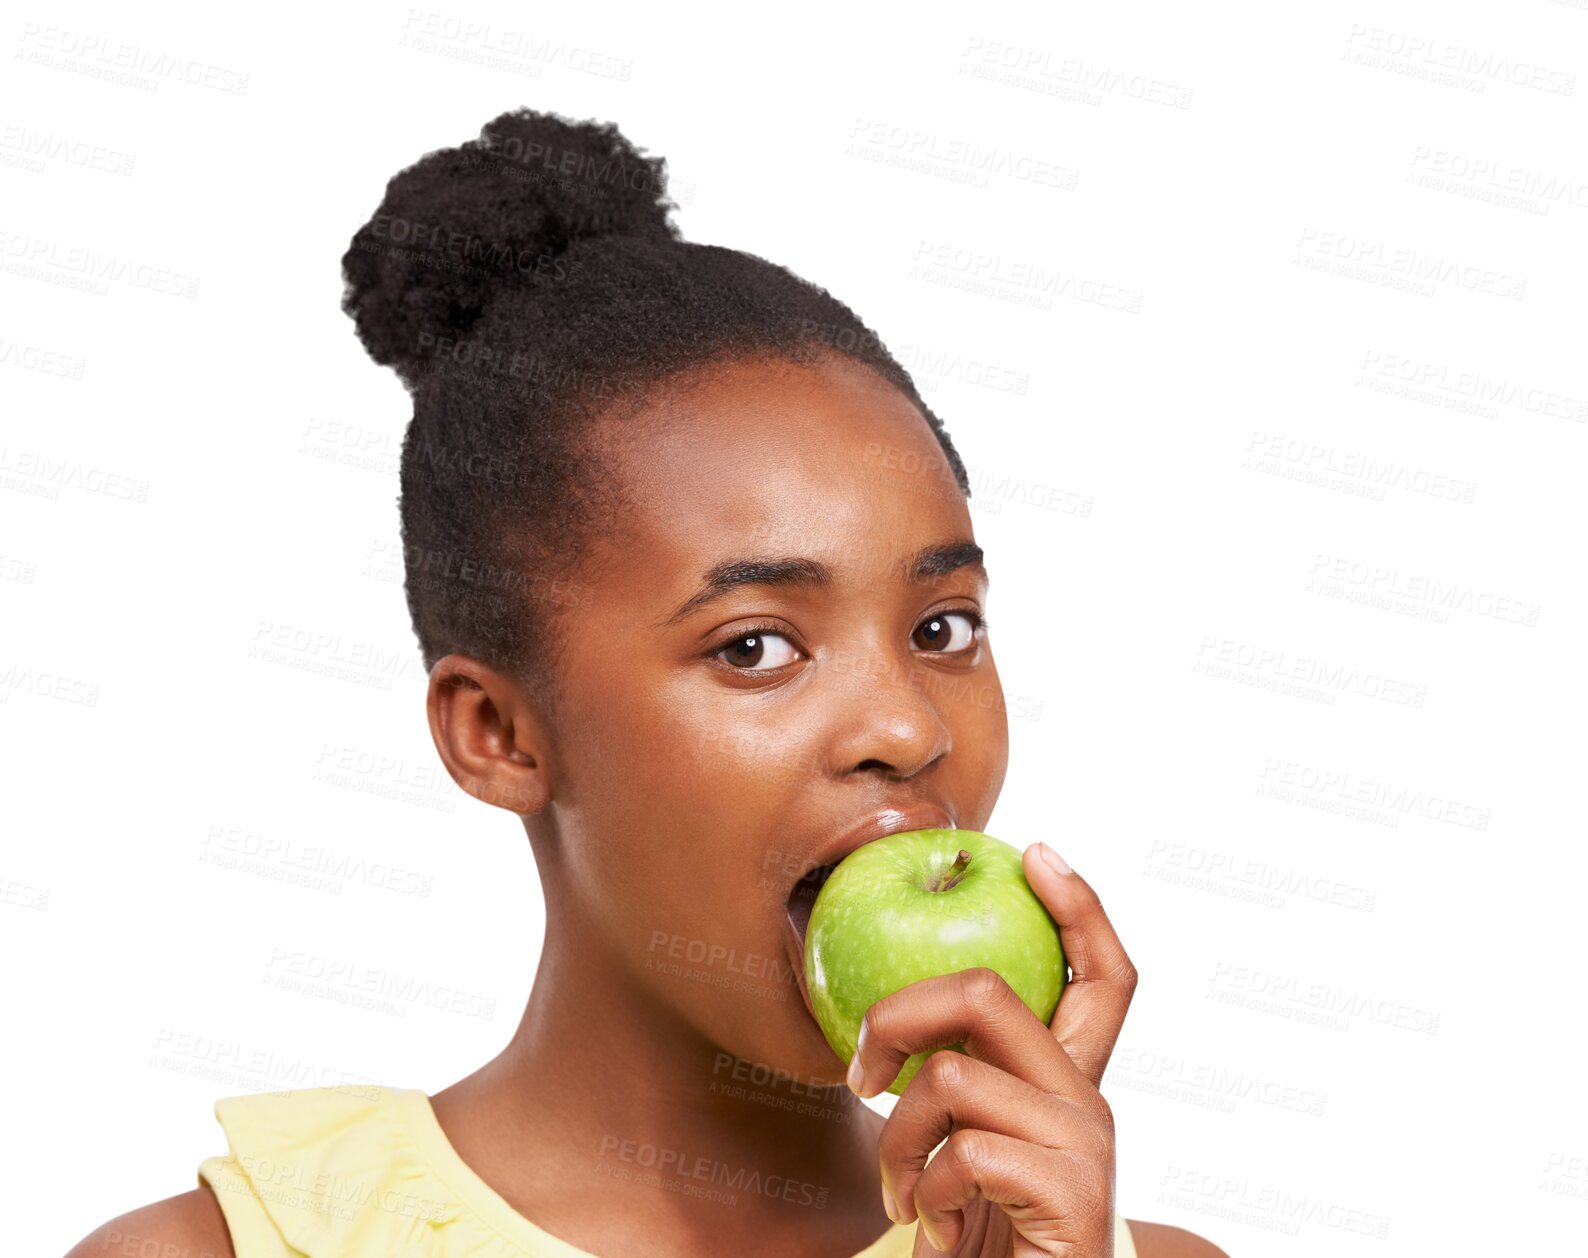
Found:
341,106 -> 681,387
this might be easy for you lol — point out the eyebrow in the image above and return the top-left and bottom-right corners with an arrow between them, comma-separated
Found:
658,539 -> 987,627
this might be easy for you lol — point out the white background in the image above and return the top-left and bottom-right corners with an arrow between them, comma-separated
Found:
3,2 -> 1585,1255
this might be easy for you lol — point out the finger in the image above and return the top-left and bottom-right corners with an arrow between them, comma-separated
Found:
911,1128 -> 1102,1254
850,966 -> 1091,1101
1021,843 -> 1139,1088
878,1048 -> 1092,1227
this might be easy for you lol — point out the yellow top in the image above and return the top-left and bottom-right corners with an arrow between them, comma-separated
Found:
197,1084 -> 1137,1257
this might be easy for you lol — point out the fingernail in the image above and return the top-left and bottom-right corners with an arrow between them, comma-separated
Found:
1038,841 -> 1072,876
881,1180 -> 900,1224
848,1020 -> 870,1095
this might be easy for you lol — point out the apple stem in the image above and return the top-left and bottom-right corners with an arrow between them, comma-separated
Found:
930,849 -> 974,892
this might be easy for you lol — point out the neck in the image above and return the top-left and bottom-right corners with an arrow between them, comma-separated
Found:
428,878 -> 893,1256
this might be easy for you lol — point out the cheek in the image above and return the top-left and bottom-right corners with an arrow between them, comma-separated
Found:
943,664 -> 1011,811
926,654 -> 1006,725
649,666 -> 821,795
558,667 -> 786,875
961,704 -> 1008,782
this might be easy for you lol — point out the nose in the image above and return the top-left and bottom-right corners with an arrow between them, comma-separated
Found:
825,653 -> 952,781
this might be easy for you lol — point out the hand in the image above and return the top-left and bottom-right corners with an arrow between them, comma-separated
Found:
846,842 -> 1138,1257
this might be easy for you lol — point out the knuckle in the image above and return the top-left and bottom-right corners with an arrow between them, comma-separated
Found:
919,1047 -> 965,1093
959,965 -> 1009,1010
943,1126 -> 990,1175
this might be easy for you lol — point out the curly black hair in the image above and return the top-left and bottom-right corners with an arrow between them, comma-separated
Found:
340,106 -> 972,719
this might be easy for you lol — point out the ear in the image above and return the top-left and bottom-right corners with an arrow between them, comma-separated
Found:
425,653 -> 554,816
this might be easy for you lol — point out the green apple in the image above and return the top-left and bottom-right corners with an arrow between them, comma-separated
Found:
804,829 -> 1065,1096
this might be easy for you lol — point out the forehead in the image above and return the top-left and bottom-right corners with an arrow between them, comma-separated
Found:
593,355 -> 973,597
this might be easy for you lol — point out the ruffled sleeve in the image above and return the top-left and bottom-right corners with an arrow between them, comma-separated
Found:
202,1084 -> 525,1258
197,1152 -> 300,1257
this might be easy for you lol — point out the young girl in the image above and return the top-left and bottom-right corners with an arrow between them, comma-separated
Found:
67,108 -> 1225,1258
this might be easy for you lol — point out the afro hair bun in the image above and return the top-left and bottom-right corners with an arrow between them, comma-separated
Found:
340,106 -> 683,388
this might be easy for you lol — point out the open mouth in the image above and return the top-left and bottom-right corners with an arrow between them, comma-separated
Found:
783,861 -> 839,1020
785,861 -> 839,949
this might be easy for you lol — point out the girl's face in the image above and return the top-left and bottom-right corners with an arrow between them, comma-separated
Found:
531,353 -> 1008,1083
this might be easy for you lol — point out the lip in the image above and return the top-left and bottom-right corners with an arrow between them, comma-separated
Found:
783,801 -> 958,1024
803,802 -> 960,883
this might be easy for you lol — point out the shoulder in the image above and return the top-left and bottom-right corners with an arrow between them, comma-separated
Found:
1126,1218 -> 1231,1258
63,1184 -> 235,1258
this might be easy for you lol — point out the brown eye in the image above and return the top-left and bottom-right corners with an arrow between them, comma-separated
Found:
913,610 -> 983,654
715,629 -> 801,671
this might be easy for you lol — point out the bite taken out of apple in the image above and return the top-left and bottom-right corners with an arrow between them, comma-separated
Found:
802,828 -> 1066,1096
